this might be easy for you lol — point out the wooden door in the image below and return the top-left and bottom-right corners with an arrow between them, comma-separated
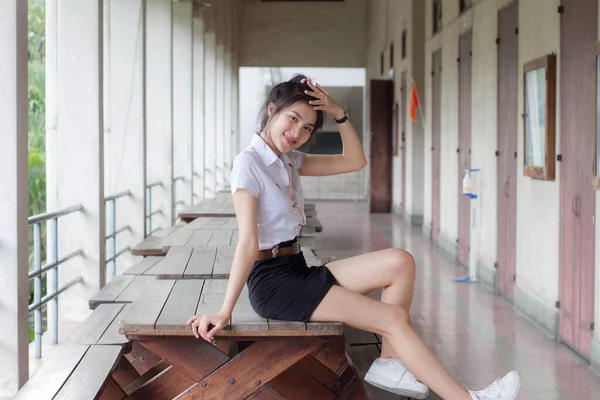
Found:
497,1 -> 519,300
369,79 -> 394,213
457,31 -> 472,267
559,0 -> 597,360
431,50 -> 442,241
400,71 -> 408,215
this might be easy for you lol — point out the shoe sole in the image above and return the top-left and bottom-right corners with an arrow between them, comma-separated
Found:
364,372 -> 429,399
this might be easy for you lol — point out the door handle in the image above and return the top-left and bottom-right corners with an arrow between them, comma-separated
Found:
572,196 -> 581,217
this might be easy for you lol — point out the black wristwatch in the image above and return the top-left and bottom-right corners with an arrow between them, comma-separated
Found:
334,111 -> 349,124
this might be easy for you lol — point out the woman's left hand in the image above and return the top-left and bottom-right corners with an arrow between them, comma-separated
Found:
305,80 -> 345,121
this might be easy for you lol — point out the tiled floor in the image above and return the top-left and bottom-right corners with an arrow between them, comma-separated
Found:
311,200 -> 600,400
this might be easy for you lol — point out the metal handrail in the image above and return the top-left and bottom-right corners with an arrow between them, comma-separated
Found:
28,204 -> 83,225
105,189 -> 131,202
28,277 -> 83,313
104,191 -> 132,281
147,181 -> 162,188
28,249 -> 83,280
28,205 -> 84,359
146,181 -> 163,236
105,247 -> 131,264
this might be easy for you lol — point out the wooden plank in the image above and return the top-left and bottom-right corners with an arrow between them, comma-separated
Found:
114,275 -> 153,303
185,229 -> 213,246
182,217 -> 213,230
13,345 -> 89,400
245,385 -> 287,399
183,247 -> 217,279
269,364 -> 337,400
220,218 -> 238,229
119,280 -> 176,332
311,337 -> 348,375
212,246 -> 236,278
141,338 -> 229,381
155,279 -> 204,330
144,259 -> 163,275
201,217 -> 230,229
97,304 -> 131,345
181,339 -> 326,400
66,303 -> 124,345
230,302 -> 268,332
296,356 -> 340,388
231,230 -> 239,246
156,246 -> 194,279
162,227 -> 194,248
122,256 -> 163,275
131,235 -> 167,256
54,345 -> 123,400
97,376 -> 126,400
89,275 -> 135,309
267,319 -> 307,333
208,229 -> 234,246
126,366 -> 196,400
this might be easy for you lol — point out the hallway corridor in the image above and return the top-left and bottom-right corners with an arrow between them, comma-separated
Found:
311,201 -> 600,400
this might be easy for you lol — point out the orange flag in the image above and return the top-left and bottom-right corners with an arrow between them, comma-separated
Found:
409,82 -> 419,122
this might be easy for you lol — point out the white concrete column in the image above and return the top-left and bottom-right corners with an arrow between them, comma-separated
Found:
192,4 -> 205,203
0,1 -> 29,395
231,0 -> 240,159
173,0 -> 194,215
215,1 -> 225,190
103,0 -> 146,273
146,0 -> 173,226
47,0 -> 105,322
223,0 -> 232,183
204,4 -> 217,198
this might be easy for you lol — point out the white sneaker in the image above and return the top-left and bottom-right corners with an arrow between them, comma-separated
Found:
469,371 -> 521,400
364,357 -> 429,399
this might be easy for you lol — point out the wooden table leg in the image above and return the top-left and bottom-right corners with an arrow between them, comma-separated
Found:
179,338 -> 326,399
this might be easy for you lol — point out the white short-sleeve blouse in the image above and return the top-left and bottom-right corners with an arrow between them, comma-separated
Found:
230,134 -> 306,250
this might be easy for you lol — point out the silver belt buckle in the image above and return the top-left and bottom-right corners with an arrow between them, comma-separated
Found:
292,241 -> 300,254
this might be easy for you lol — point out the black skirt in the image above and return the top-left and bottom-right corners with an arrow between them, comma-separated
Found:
247,245 -> 336,322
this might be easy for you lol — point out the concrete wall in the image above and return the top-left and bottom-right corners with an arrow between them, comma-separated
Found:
239,0 -> 368,67
366,0 -> 425,222
365,0 -> 592,346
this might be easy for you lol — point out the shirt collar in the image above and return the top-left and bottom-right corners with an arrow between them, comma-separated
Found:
251,134 -> 280,166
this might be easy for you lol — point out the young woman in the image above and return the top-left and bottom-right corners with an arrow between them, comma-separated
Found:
188,75 -> 522,400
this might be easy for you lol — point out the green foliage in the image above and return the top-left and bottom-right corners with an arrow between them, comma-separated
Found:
28,0 -> 47,343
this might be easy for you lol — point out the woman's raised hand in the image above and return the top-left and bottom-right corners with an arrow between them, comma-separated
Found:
187,312 -> 230,343
304,79 -> 345,120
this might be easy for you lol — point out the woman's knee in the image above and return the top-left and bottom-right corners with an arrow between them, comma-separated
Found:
381,305 -> 411,336
386,248 -> 416,280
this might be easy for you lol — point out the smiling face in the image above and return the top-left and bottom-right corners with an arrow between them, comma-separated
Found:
265,101 -> 317,154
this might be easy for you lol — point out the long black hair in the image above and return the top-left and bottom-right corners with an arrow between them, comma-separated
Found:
258,74 -> 325,135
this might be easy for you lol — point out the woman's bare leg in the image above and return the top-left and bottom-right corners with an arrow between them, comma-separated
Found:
309,284 -> 470,400
325,248 -> 417,359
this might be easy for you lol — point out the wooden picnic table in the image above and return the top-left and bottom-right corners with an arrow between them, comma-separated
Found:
118,278 -> 368,399
178,192 -> 317,222
132,217 -> 319,256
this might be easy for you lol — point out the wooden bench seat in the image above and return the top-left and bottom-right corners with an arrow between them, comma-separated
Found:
14,344 -> 124,400
67,303 -> 130,346
88,275 -> 153,309
119,278 -> 343,337
154,245 -> 323,280
132,220 -> 320,256
122,256 -> 163,276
